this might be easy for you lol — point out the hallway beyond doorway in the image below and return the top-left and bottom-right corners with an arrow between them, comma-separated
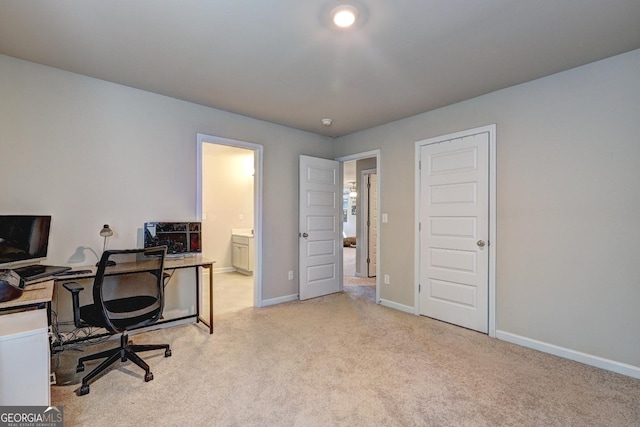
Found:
343,246 -> 375,287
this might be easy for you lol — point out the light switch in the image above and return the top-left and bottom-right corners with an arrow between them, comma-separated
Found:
382,213 -> 388,223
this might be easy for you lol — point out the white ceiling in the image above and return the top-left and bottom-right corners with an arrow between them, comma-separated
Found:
1,1 -> 639,138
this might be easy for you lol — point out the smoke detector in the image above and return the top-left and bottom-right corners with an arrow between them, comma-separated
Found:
321,118 -> 333,127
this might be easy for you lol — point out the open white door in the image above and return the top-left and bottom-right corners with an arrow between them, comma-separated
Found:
418,132 -> 489,333
299,155 -> 342,300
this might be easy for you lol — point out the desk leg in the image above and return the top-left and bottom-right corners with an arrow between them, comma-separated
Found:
208,264 -> 213,334
196,264 -> 214,334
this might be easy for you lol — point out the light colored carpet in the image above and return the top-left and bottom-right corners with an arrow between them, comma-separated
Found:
51,288 -> 640,426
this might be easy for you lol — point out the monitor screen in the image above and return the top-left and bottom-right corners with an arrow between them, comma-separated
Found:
0,215 -> 52,266
143,222 -> 201,254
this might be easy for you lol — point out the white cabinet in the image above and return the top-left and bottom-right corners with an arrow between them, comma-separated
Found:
232,235 -> 254,274
0,309 -> 50,405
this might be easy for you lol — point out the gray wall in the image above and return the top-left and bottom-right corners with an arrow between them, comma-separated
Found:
2,47 -> 639,371
333,49 -> 640,368
0,54 -> 332,303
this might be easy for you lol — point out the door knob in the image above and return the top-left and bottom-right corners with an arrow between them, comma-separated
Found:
301,232 -> 309,238
476,240 -> 486,247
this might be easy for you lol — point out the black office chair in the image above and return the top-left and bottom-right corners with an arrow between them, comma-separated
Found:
63,246 -> 171,396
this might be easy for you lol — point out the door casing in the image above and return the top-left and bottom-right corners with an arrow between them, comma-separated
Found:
414,125 -> 496,337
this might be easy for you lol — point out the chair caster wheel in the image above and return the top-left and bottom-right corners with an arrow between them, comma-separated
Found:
79,384 -> 90,396
145,372 -> 154,382
165,349 -> 172,357
76,364 -> 85,373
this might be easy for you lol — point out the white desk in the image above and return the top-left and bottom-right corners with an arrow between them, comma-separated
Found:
0,280 -> 54,406
0,310 -> 51,405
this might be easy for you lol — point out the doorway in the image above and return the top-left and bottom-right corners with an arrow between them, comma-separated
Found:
196,134 -> 263,316
338,151 -> 381,303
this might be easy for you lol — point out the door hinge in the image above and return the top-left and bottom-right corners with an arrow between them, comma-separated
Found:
419,160 -> 421,170
366,258 -> 370,264
419,283 -> 421,292
419,222 -> 421,232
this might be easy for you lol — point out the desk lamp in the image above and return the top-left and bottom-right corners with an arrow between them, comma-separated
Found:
99,224 -> 116,266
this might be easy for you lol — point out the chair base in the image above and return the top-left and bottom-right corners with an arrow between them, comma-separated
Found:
76,332 -> 171,396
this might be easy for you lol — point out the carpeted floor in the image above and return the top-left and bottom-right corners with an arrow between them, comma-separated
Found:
51,285 -> 640,426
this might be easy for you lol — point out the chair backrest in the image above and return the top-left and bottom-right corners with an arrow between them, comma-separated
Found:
93,246 -> 167,333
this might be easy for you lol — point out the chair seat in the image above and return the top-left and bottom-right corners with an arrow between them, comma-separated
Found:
80,295 -> 161,330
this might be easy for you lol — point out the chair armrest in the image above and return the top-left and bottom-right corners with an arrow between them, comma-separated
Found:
62,282 -> 84,293
61,282 -> 86,328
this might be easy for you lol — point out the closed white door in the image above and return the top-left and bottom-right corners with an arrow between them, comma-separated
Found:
419,132 -> 489,333
299,155 -> 342,300
367,173 -> 378,277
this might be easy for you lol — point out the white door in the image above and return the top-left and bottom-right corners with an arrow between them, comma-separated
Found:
367,173 -> 378,277
419,132 -> 489,333
299,155 -> 342,300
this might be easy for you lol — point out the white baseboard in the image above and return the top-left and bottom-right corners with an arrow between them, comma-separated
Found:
261,294 -> 298,307
496,330 -> 640,380
213,267 -> 235,274
379,298 -> 415,314
263,295 -> 413,311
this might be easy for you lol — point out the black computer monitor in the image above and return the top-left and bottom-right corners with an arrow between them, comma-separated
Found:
0,215 -> 52,267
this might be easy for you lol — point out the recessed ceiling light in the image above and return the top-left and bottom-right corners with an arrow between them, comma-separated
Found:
331,5 -> 358,28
